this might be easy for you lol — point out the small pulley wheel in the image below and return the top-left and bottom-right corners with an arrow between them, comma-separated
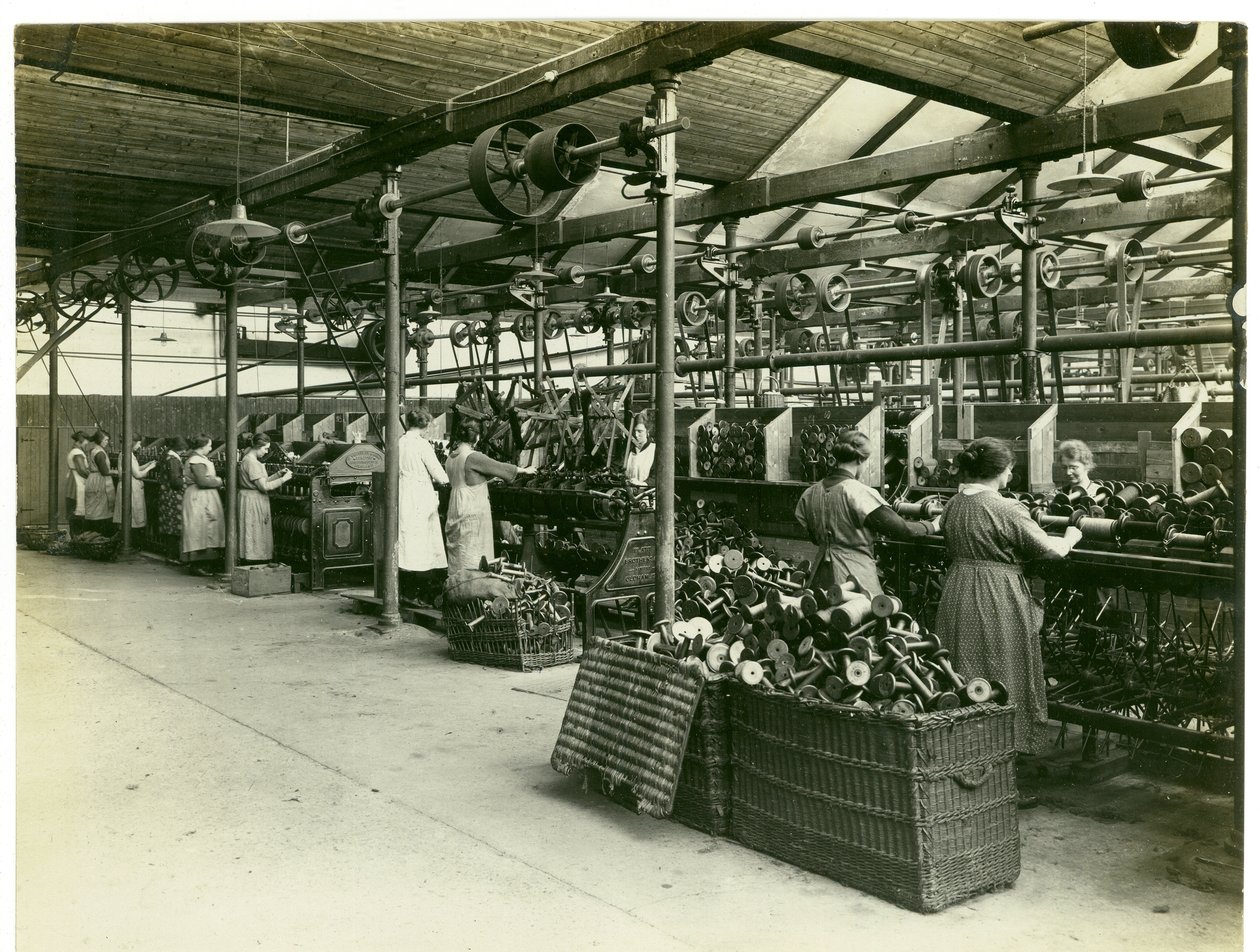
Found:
117,247 -> 181,303
16,289 -> 46,333
795,225 -> 826,250
1116,170 -> 1154,203
523,122 -> 602,193
472,318 -> 497,344
771,272 -> 818,322
629,253 -> 656,276
361,319 -> 389,365
893,211 -> 921,234
818,270 -> 852,313
1104,238 -> 1146,281
574,306 -> 601,335
449,319 -> 473,348
185,229 -> 254,289
619,300 -> 651,329
554,265 -> 585,286
675,290 -> 709,328
542,311 -> 565,339
52,268 -> 112,322
1037,251 -> 1063,290
512,312 -> 538,341
959,253 -> 1001,299
706,290 -> 726,317
469,119 -> 554,222
320,292 -> 367,332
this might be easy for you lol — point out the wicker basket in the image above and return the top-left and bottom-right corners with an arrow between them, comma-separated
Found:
18,526 -> 62,551
443,598 -> 575,671
670,679 -> 732,836
729,685 -> 1020,913
70,536 -> 122,562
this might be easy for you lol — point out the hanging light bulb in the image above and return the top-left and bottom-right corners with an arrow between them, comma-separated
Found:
196,25 -> 278,244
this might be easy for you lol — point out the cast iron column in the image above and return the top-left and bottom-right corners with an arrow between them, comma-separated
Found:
1020,163 -> 1041,402
223,286 -> 239,577
119,294 -> 135,554
46,305 -> 59,529
652,70 -> 679,625
380,163 -> 403,625
723,220 -> 739,407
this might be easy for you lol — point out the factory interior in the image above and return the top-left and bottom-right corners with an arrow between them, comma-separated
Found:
9,17 -> 1248,950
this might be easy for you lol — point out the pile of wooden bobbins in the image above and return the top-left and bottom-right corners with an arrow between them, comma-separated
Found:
636,531 -> 1000,716
469,556 -> 574,631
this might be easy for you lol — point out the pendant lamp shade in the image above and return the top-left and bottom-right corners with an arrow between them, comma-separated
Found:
1047,155 -> 1123,199
198,202 -> 280,244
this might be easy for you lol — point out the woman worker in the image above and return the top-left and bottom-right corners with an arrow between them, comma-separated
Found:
64,430 -> 91,536
156,437 -> 186,560
1057,439 -> 1100,498
181,433 -> 226,574
113,435 -> 158,537
624,416 -> 656,486
398,408 -> 450,601
444,418 -> 536,574
934,437 -> 1082,793
794,430 -> 938,597
82,429 -> 116,535
237,433 -> 292,563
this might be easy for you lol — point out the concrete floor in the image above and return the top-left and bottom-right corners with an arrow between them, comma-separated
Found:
14,549 -> 1243,952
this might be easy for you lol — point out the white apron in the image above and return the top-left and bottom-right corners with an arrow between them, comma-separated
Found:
398,431 -> 448,571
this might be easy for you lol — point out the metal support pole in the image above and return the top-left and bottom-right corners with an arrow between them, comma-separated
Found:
1020,164 -> 1041,401
296,320 -> 306,414
951,303 -> 965,407
723,219 -> 739,407
1223,20 -> 1246,855
380,164 -> 403,625
418,338 -> 429,400
752,282 -> 764,397
652,70 -> 679,626
223,286 -> 239,578
119,294 -> 135,555
46,306 -> 59,529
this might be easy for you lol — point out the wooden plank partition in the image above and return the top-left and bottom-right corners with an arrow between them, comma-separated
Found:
1055,401 -> 1202,490
939,403 -> 1058,493
676,407 -> 715,479
787,403 -> 884,488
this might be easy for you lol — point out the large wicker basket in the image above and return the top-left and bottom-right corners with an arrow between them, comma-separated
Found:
729,684 -> 1020,913
670,678 -> 732,836
443,598 -> 575,671
18,526 -> 62,551
70,536 -> 122,562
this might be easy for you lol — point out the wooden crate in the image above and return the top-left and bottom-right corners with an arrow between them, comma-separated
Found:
1055,401 -> 1201,490
676,407 -> 716,478
938,403 -> 1057,494
705,407 -> 793,482
787,404 -> 884,488
900,405 -> 935,489
309,413 -> 338,441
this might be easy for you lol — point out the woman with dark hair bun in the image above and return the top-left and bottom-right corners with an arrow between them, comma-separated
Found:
443,417 -> 536,573
156,437 -> 187,559
237,433 -> 292,563
936,436 -> 1082,794
181,432 -> 225,574
83,429 -> 116,534
64,431 -> 92,536
793,429 -> 938,596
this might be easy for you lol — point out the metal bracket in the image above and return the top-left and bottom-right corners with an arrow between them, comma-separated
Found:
994,207 -> 1041,249
697,251 -> 738,288
507,283 -> 544,310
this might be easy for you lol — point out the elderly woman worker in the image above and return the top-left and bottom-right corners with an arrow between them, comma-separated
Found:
935,437 -> 1082,780
444,419 -> 535,574
625,417 -> 655,486
794,431 -> 938,597
182,433 -> 226,573
399,408 -> 450,600
64,430 -> 91,536
237,434 -> 292,563
82,429 -> 116,534
113,435 -> 158,534
1057,439 -> 1100,498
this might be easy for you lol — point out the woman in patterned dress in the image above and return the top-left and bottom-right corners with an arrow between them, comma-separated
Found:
793,430 -> 938,596
934,437 -> 1082,787
157,437 -> 186,559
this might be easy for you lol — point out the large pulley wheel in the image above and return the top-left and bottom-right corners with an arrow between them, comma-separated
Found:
1104,22 -> 1198,69
818,270 -> 852,313
958,253 -> 1002,299
1104,238 -> 1146,281
320,292 -> 369,332
675,290 -> 710,329
982,312 -> 1020,341
185,229 -> 259,289
16,289 -> 46,333
360,319 -> 398,365
620,300 -> 652,329
542,310 -> 566,339
512,311 -> 538,341
117,247 -> 181,303
770,272 -> 818,322
52,268 -> 112,323
574,306 -> 602,335
469,120 -> 557,223
522,123 -> 602,194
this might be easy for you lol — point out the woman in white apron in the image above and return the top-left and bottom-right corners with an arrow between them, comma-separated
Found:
82,429 -> 116,535
113,435 -> 158,533
181,433 -> 226,574
398,409 -> 450,600
443,418 -> 534,574
624,418 -> 656,486
64,430 -> 91,536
